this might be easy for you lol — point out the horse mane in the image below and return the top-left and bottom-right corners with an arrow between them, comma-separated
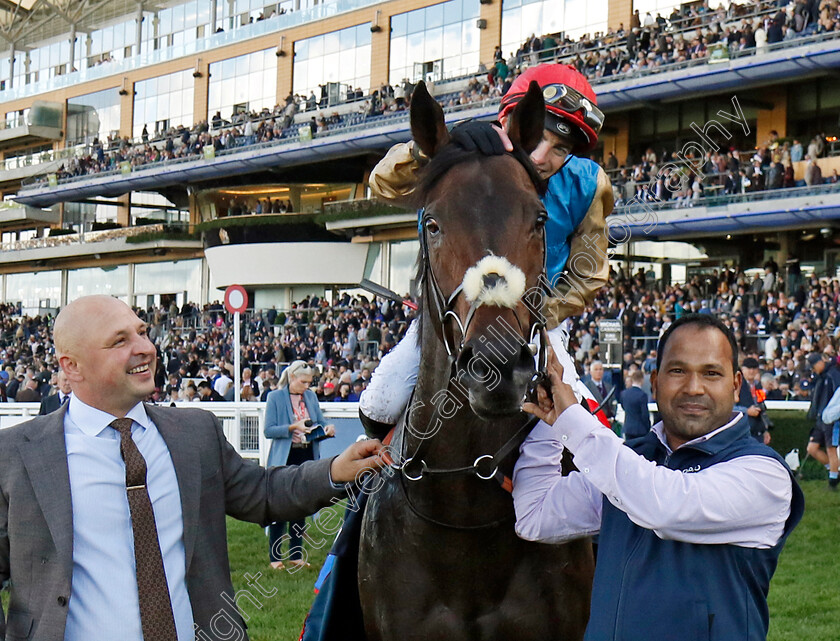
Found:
411,143 -> 547,344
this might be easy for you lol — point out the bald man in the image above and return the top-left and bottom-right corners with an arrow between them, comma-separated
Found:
0,295 -> 385,641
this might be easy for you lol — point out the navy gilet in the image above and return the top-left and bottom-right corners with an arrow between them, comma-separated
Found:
585,419 -> 804,641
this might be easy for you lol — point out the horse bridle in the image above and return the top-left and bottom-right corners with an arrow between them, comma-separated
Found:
390,206 -> 554,529
417,206 -> 552,385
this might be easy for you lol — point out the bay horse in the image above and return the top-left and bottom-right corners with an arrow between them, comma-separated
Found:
357,82 -> 594,640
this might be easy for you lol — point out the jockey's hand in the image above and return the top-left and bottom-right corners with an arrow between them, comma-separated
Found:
450,120 -> 513,155
522,347 -> 578,425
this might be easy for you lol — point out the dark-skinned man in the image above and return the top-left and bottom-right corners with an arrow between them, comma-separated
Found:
514,313 -> 803,641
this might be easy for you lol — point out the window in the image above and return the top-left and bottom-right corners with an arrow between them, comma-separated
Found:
208,48 -> 277,121
293,24 -> 371,101
66,88 -> 121,146
500,0 -> 607,57
133,69 -> 195,139
390,0 -> 480,84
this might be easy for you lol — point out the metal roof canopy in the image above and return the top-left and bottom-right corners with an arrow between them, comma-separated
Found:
0,0 -> 166,51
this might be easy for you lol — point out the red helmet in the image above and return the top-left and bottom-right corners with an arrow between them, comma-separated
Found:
499,64 -> 604,155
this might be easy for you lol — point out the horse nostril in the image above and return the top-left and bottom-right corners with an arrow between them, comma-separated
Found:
483,272 -> 503,289
456,346 -> 474,372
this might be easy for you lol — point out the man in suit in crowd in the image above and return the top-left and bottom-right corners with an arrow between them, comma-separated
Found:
14,376 -> 42,403
619,369 -> 651,438
0,295 -> 385,641
583,360 -> 615,418
737,356 -> 771,444
197,380 -> 225,402
38,369 -> 73,415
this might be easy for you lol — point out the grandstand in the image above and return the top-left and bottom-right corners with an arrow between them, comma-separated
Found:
0,0 -> 839,309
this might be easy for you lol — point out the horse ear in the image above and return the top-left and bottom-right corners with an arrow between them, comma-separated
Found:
506,81 -> 545,155
410,81 -> 450,158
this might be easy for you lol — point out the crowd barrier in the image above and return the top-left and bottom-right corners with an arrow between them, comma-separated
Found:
0,400 -> 810,455
0,402 -> 365,466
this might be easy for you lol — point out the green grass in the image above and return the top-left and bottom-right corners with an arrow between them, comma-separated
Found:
768,481 -> 840,640
226,514 -> 332,640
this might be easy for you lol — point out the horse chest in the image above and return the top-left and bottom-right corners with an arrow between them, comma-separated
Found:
358,477 -> 592,641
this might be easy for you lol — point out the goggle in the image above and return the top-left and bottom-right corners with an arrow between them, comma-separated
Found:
541,84 -> 605,134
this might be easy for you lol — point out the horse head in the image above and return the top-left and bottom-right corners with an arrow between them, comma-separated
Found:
410,81 -> 548,419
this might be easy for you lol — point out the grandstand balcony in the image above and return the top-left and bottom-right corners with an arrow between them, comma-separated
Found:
0,222 -> 203,272
0,101 -> 62,152
613,182 -> 840,241
12,100 -> 493,209
0,201 -> 58,231
593,31 -> 840,112
12,28 -> 840,210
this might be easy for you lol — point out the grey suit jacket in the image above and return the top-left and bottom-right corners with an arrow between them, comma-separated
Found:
0,404 -> 343,641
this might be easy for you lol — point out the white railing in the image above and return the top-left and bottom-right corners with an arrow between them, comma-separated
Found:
2,399 -> 809,464
0,401 -> 364,466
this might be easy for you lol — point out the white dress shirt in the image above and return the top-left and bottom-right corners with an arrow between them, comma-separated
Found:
63,397 -> 194,641
513,405 -> 792,549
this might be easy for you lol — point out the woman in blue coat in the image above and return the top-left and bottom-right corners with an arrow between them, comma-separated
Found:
264,360 -> 335,570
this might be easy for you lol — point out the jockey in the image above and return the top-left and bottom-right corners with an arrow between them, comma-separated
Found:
360,63 -> 615,436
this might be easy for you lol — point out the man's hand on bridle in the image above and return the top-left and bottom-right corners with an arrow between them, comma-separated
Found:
522,346 -> 578,425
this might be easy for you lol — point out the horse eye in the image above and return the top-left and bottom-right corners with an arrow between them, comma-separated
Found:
425,219 -> 441,236
535,213 -> 547,231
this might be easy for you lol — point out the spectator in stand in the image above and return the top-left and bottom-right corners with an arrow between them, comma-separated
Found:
197,380 -> 225,401
805,155 -> 823,186
38,369 -> 72,414
15,376 -> 41,402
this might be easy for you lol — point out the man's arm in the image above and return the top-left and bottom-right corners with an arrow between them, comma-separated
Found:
538,404 -> 792,548
368,141 -> 428,205
821,384 -> 840,424
214,414 -> 381,525
513,420 -> 603,543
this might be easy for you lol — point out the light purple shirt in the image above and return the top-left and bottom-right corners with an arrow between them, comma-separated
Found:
513,405 -> 792,549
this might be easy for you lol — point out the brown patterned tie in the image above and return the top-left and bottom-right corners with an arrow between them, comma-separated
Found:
111,418 -> 178,641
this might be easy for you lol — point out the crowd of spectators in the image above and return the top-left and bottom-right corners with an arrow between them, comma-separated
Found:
0,295 -> 414,406
3,254 -> 840,412
47,78 -> 423,183
604,130 -> 840,208
569,257 -> 837,407
38,0 -> 840,188
500,0 -> 838,83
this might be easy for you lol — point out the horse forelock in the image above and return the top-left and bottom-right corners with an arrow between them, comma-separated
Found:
412,143 -> 546,349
